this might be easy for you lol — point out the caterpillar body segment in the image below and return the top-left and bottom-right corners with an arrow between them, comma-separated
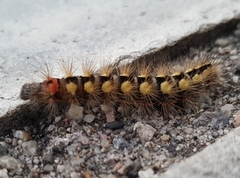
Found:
20,57 -> 221,118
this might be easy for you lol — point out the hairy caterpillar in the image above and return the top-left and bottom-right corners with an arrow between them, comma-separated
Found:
20,56 -> 221,121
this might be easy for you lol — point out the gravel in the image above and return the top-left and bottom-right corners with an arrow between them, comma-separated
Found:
0,23 -> 240,177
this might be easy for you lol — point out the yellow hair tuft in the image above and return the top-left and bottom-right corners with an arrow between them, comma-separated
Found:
121,81 -> 133,95
84,81 -> 95,93
192,74 -> 202,83
102,81 -> 113,93
160,81 -> 173,94
179,79 -> 190,90
66,82 -> 78,96
139,82 -> 152,95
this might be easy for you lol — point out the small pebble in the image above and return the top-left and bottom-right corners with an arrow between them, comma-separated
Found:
79,136 -> 89,145
67,104 -> 84,120
165,144 -> 176,152
54,116 -> 62,123
13,130 -> 32,141
55,138 -> 70,146
212,132 -> 219,138
117,160 -> 133,175
101,104 -> 115,123
22,140 -> 38,156
176,135 -> 184,141
43,164 -> 54,172
224,129 -> 230,134
230,55 -> 239,60
105,121 -> 125,130
113,161 -> 123,172
92,107 -> 98,113
101,138 -> 110,149
58,127 -> 66,135
134,122 -> 156,143
80,170 -> 92,178
52,146 -> 64,154
71,157 -> 85,166
29,170 -> 40,178
160,134 -> 170,142
47,125 -> 56,132
83,125 -> 93,135
229,97 -> 237,102
0,156 -> 19,170
71,171 -> 81,178
44,153 -> 54,164
71,120 -> 81,131
0,144 -> 8,157
230,49 -> 237,55
143,150 -> 150,158
195,115 -> 209,126
0,168 -> 8,178
138,168 -> 154,178
94,147 -> 101,154
112,137 -> 129,150
184,128 -> 193,134
215,38 -> 230,47
57,165 -> 65,173
33,157 -> 40,164
234,29 -> 240,36
221,104 -> 234,112
232,76 -> 239,83
4,138 -> 12,144
84,114 -> 95,123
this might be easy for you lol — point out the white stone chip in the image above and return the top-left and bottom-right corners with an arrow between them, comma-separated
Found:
134,122 -> 156,143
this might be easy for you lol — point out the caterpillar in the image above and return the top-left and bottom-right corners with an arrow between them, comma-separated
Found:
20,56 -> 221,121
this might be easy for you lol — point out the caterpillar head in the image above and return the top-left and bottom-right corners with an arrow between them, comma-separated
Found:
20,82 -> 41,101
20,77 -> 59,101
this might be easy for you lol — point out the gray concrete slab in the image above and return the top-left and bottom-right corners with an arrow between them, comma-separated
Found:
1,0 -> 240,116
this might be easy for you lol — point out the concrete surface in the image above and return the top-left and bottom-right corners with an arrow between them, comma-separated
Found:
1,0 -> 240,117
0,1 -> 240,177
